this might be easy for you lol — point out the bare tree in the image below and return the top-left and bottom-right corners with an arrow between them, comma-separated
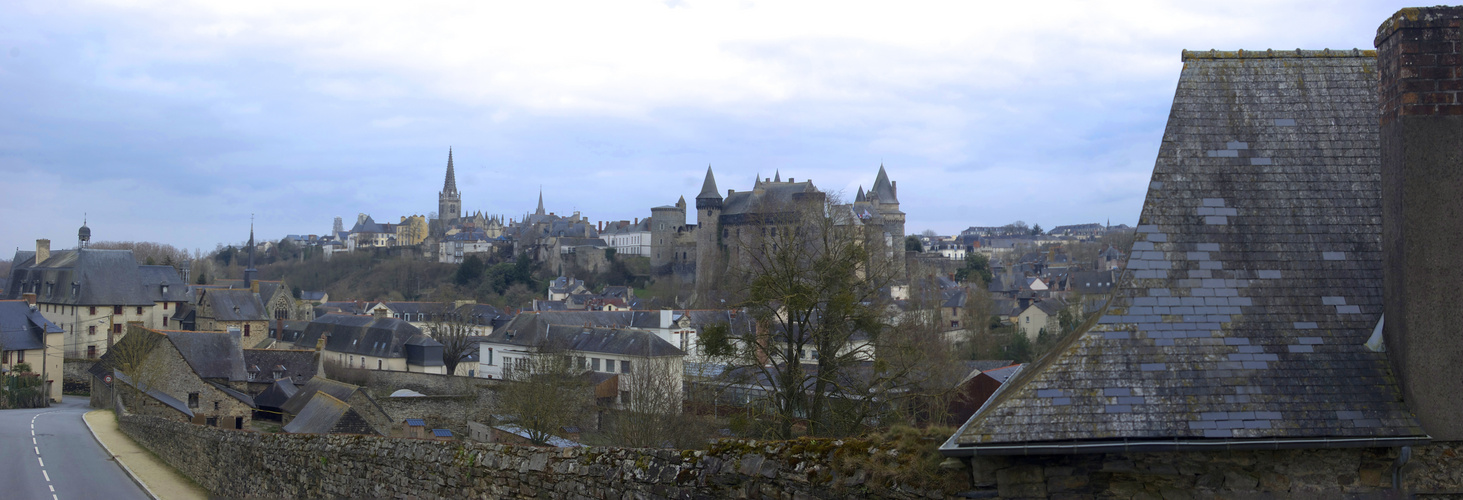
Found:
698,193 -> 905,439
100,326 -> 166,392
494,349 -> 592,446
423,300 -> 478,376
605,355 -> 710,448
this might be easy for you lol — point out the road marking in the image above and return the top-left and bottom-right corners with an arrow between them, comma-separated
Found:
35,446 -> 40,455
43,470 -> 49,481
49,485 -> 54,492
38,457 -> 44,467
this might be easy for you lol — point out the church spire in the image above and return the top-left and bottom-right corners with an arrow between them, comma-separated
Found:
774,170 -> 781,183
245,215 -> 257,288
535,187 -> 546,216
443,147 -> 458,194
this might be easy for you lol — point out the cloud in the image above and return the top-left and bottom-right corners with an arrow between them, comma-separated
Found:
0,0 -> 1415,255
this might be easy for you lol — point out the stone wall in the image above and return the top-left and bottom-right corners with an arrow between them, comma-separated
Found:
375,395 -> 488,438
63,359 -> 93,394
964,444 -> 1463,498
118,414 -> 954,499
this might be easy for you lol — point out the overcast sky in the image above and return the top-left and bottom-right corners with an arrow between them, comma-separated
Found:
0,1 -> 1415,256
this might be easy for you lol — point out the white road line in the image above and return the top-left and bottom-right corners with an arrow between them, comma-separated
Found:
48,485 -> 54,492
33,437 -> 37,444
43,470 -> 49,482
35,446 -> 40,455
38,457 -> 44,467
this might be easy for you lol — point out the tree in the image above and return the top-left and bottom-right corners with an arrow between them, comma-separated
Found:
1030,223 -> 1043,236
424,300 -> 478,376
101,326 -> 166,393
954,252 -> 993,286
904,236 -> 923,253
455,255 -> 485,286
699,193 -> 901,439
605,355 -> 708,448
494,350 -> 592,446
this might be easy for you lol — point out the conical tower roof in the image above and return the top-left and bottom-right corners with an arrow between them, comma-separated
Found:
871,164 -> 898,204
696,165 -> 722,200
536,188 -> 546,215
856,186 -> 867,202
774,170 -> 781,182
443,148 -> 458,194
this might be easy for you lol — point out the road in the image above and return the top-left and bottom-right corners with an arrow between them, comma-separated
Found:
0,396 -> 150,500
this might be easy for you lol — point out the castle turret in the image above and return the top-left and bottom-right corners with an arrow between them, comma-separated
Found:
695,166 -> 724,302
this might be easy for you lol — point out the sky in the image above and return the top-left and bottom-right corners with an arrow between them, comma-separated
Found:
0,0 -> 1418,256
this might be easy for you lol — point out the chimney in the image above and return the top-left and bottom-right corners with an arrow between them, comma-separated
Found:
1376,6 -> 1463,440
35,239 -> 50,264
373,307 -> 388,320
21,293 -> 36,307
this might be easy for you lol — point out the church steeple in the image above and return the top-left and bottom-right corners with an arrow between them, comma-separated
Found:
535,188 -> 546,216
438,148 -> 462,224
244,216 -> 257,289
443,147 -> 458,194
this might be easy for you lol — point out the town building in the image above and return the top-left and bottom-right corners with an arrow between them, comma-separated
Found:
4,223 -> 189,359
0,299 -> 65,402
89,326 -> 255,429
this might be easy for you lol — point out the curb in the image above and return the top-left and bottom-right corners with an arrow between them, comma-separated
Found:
82,409 -> 160,500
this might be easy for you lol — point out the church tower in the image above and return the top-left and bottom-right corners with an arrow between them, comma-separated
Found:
439,148 -> 462,226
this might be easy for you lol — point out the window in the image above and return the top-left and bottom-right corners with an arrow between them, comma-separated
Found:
90,307 -> 97,315
2,351 -> 8,364
113,324 -> 122,334
188,393 -> 200,408
88,325 -> 96,336
620,360 -> 631,374
163,317 -> 169,327
136,306 -> 143,315
236,417 -> 244,430
163,302 -> 169,310
378,360 -> 382,370
605,359 -> 616,372
206,417 -> 218,427
15,351 -> 23,363
951,321 -> 959,328
592,358 -> 601,371
87,346 -> 97,359
113,306 -> 122,315
214,401 -> 219,411
243,324 -> 251,336
487,348 -> 494,365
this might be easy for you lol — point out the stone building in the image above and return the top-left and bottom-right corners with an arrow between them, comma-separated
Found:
90,326 -> 255,429
282,310 -> 445,374
943,42 -> 1436,481
646,166 -> 907,305
279,377 -> 392,435
4,223 -> 190,359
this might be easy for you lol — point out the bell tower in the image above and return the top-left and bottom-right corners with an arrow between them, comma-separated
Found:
438,148 -> 462,226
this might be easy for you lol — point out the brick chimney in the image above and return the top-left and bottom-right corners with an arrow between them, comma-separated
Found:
35,239 -> 50,264
1376,6 -> 1463,440
21,293 -> 36,307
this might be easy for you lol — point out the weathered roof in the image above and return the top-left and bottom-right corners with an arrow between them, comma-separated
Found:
253,378 -> 299,409
948,50 -> 1425,454
242,348 -> 318,384
114,370 -> 193,418
207,380 -> 257,408
0,301 -> 62,351
294,314 -> 424,358
282,391 -> 351,434
137,265 -> 190,302
5,249 -> 157,306
164,330 -> 248,382
203,289 -> 268,322
869,165 -> 898,205
281,376 -> 361,416
721,181 -> 823,218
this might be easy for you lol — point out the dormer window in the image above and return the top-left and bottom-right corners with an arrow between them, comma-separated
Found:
161,284 -> 169,295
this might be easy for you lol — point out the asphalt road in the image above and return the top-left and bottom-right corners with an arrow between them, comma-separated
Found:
0,396 -> 150,500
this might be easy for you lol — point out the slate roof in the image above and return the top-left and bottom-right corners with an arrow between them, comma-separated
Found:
0,301 -> 63,351
136,265 -> 190,302
721,181 -> 823,218
282,391 -> 352,434
5,249 -> 159,306
113,370 -> 193,418
203,289 -> 268,322
946,49 -> 1426,454
484,320 -> 684,358
696,166 -> 722,200
254,378 -> 299,409
164,330 -> 248,382
281,376 -> 362,416
1069,270 -> 1119,295
294,314 -> 424,358
868,165 -> 899,205
207,380 -> 257,408
243,348 -> 318,385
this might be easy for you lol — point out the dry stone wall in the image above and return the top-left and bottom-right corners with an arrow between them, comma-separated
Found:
118,414 -> 953,499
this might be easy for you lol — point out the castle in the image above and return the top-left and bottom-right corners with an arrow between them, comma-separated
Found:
649,166 -> 906,303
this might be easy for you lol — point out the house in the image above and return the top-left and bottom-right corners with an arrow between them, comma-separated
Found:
89,326 -> 255,429
600,219 -> 652,257
242,348 -> 319,390
547,277 -> 588,301
251,379 -> 297,421
5,234 -> 189,359
478,320 -> 686,410
1015,299 -> 1066,341
280,377 -> 392,435
194,289 -> 268,338
946,362 -> 1021,426
284,311 -> 445,373
942,46 -> 1430,465
0,299 -> 65,402
439,230 -> 495,264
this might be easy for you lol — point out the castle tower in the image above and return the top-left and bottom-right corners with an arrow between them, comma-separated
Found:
438,148 -> 462,226
695,165 -> 724,298
870,165 -> 906,277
